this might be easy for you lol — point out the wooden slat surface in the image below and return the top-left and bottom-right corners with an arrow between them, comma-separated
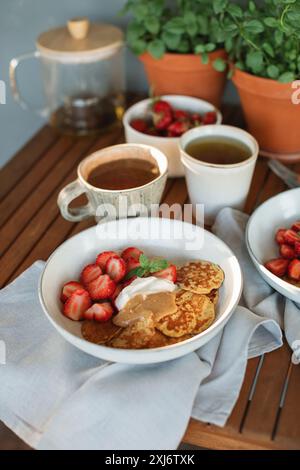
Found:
0,105 -> 300,450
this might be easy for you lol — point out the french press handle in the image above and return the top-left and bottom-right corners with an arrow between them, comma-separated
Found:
9,51 -> 49,118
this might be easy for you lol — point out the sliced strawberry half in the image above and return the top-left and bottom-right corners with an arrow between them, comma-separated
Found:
288,259 -> 300,281
283,229 -> 300,246
96,251 -> 119,270
87,274 -> 116,300
106,256 -> 126,283
83,302 -> 114,322
295,241 -> 300,258
153,264 -> 177,282
63,289 -> 91,321
279,244 -> 295,260
80,263 -> 102,286
60,281 -> 83,303
126,256 -> 141,273
264,258 -> 289,278
121,246 -> 143,261
275,228 -> 286,245
291,221 -> 300,232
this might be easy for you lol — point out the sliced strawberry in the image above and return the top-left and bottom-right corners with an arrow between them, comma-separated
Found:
83,302 -> 114,322
63,289 -> 91,321
60,281 -> 83,303
275,228 -> 286,245
283,229 -> 300,246
191,113 -> 202,125
153,264 -> 177,282
288,259 -> 300,281
80,263 -> 102,285
203,111 -> 217,124
87,274 -> 116,300
106,256 -> 126,283
264,258 -> 289,278
279,244 -> 295,260
121,246 -> 143,261
96,251 -> 119,270
111,283 -> 123,301
126,256 -> 141,273
295,241 -> 300,257
291,221 -> 300,232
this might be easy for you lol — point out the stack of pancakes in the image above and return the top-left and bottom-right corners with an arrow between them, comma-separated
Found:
81,260 -> 224,349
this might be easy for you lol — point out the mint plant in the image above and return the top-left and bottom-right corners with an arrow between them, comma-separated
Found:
215,0 -> 300,82
121,0 -> 226,70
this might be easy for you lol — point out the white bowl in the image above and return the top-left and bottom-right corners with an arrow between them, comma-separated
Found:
39,217 -> 242,364
123,95 -> 222,178
246,188 -> 300,304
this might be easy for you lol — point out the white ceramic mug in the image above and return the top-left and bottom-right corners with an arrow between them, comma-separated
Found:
180,125 -> 259,224
57,143 -> 168,222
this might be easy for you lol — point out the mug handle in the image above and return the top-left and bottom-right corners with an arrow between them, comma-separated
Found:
9,51 -> 49,118
57,180 -> 94,222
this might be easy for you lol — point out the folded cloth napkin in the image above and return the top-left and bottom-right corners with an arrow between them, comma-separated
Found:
0,207 -> 288,450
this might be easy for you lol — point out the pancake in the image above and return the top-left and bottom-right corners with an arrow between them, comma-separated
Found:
109,314 -> 155,349
156,290 -> 198,337
177,260 -> 224,294
192,296 -> 215,335
206,289 -> 219,306
81,319 -> 121,345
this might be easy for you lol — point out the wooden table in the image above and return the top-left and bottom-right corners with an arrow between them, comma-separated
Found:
0,105 -> 300,450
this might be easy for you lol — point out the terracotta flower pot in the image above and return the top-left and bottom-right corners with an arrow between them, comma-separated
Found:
139,50 -> 227,108
232,67 -> 300,155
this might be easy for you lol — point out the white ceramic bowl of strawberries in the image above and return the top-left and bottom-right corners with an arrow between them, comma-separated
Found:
123,95 -> 222,178
39,217 -> 242,364
246,188 -> 300,304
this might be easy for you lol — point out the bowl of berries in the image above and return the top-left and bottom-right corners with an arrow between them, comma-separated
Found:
246,188 -> 300,304
123,95 -> 222,178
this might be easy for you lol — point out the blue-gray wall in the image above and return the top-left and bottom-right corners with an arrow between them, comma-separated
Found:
0,0 -> 238,168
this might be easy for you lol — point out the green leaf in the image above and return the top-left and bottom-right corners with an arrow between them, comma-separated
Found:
205,43 -> 216,52
125,266 -> 146,280
161,31 -> 181,50
197,15 -> 208,35
130,38 -> 147,55
213,0 -> 228,14
213,57 -> 227,72
147,39 -> 165,59
278,71 -> 295,83
262,42 -> 275,58
264,17 -> 278,28
149,259 -> 168,273
139,254 -> 149,269
164,17 -> 186,35
246,50 -> 264,73
126,22 -> 145,41
227,3 -> 243,18
267,65 -> 280,79
145,16 -> 160,35
178,39 -> 190,53
274,29 -> 283,46
201,52 -> 209,64
194,44 -> 205,54
248,1 -> 256,13
132,3 -> 148,22
244,19 -> 264,34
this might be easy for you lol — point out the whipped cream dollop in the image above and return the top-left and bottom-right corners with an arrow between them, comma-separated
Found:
115,276 -> 177,311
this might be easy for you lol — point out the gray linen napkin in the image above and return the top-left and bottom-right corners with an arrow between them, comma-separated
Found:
0,209 -> 284,449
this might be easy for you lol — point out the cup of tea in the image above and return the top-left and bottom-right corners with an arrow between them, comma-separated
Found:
57,143 -> 168,222
180,125 -> 259,224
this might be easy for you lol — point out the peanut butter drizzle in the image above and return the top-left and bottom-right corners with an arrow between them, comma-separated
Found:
113,291 -> 177,328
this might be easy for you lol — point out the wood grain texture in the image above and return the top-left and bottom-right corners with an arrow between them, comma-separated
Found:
0,105 -> 299,450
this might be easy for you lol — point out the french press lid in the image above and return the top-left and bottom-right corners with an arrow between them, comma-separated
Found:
36,17 -> 124,62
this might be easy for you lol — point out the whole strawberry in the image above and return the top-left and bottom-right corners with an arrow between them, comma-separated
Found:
167,120 -> 190,137
152,100 -> 173,130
